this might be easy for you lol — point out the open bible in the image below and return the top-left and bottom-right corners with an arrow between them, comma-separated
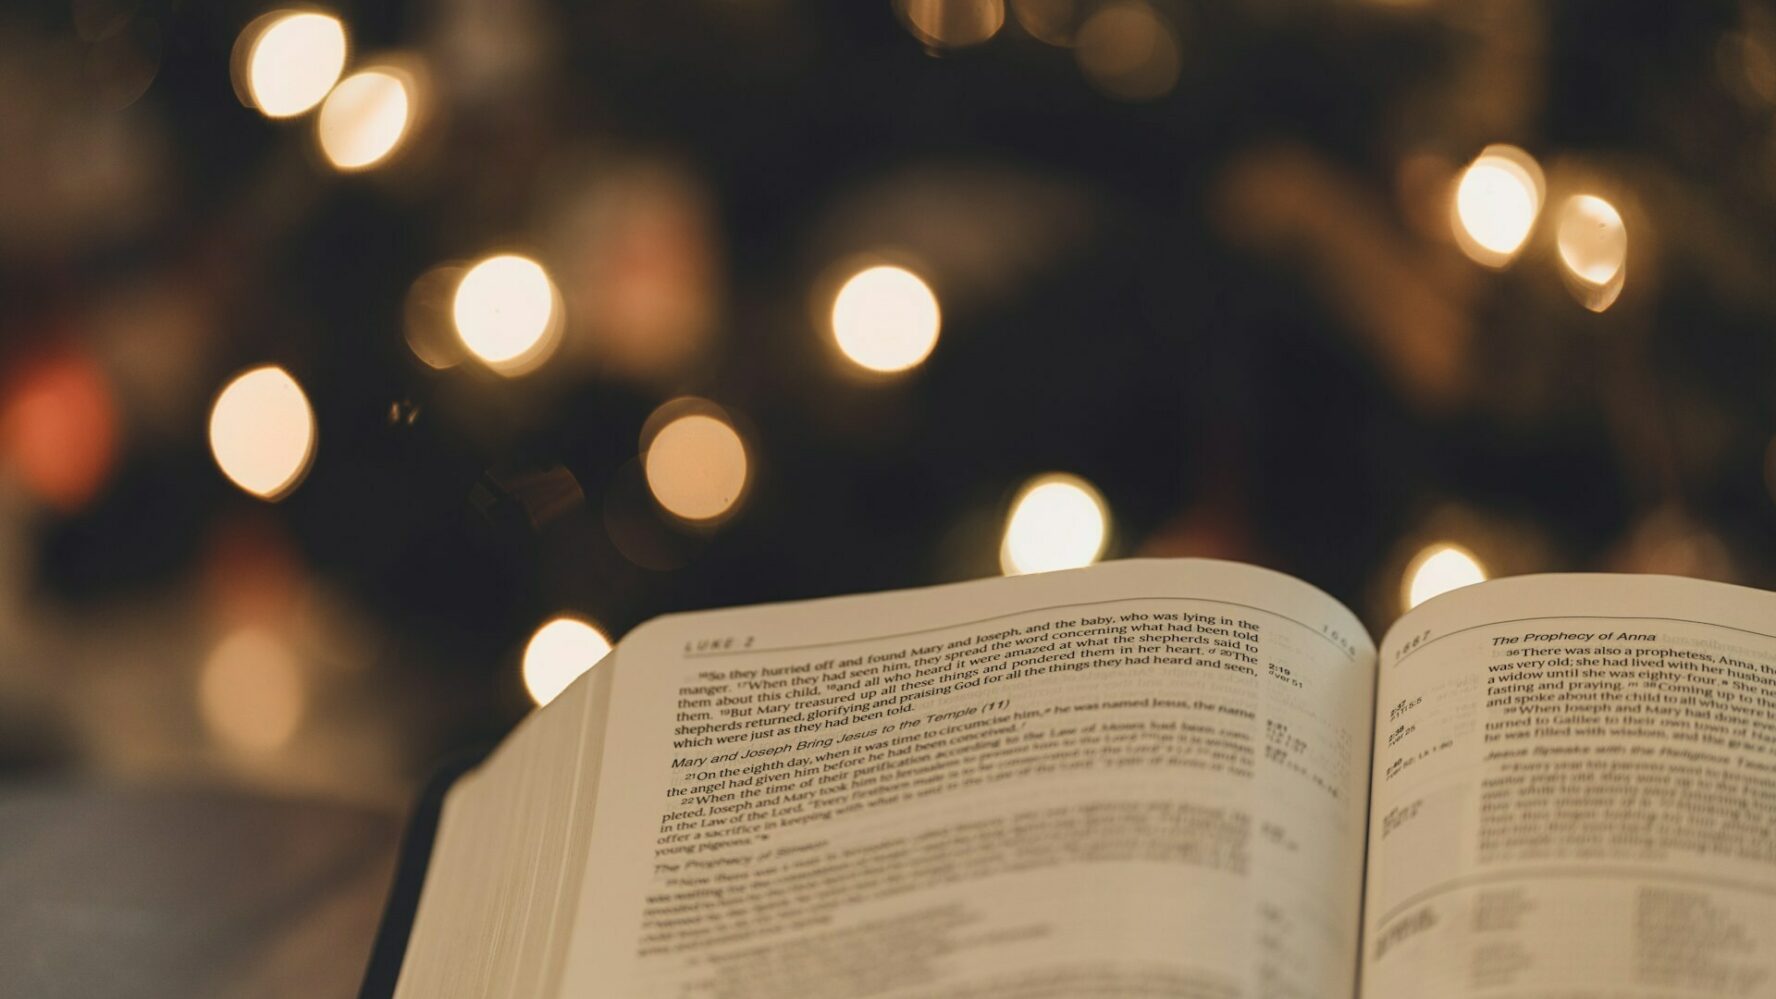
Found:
373,559 -> 1776,998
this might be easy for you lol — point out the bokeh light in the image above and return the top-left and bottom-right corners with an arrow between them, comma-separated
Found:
201,515 -> 304,628
1402,542 -> 1487,610
900,0 -> 1006,49
830,264 -> 942,374
208,366 -> 316,501
1451,145 -> 1544,267
1608,507 -> 1733,580
0,347 -> 117,512
1556,194 -> 1627,312
1001,473 -> 1110,574
1075,2 -> 1182,102
1717,30 -> 1776,108
643,402 -> 750,522
316,66 -> 414,171
452,254 -> 563,375
523,616 -> 611,707
84,18 -> 163,113
200,628 -> 306,752
404,264 -> 466,369
544,162 -> 719,384
1012,0 -> 1081,46
240,11 -> 347,119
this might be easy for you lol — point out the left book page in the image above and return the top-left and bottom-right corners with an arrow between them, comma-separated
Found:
393,657 -> 619,999
556,559 -> 1377,998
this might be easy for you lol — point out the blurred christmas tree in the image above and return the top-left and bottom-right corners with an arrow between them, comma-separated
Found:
0,0 -> 1773,798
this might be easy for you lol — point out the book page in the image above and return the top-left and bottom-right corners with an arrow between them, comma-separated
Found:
555,559 -> 1376,998
1362,574 -> 1776,999
393,654 -> 617,999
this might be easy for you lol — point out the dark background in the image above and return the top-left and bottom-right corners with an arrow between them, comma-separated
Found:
2,0 -> 1774,802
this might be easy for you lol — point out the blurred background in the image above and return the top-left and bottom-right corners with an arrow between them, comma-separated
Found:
3,0 -> 1775,806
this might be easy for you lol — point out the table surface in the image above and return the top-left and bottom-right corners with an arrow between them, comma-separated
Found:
0,781 -> 400,999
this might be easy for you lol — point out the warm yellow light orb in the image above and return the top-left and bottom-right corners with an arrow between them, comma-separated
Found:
830,265 -> 941,374
404,264 -> 466,369
644,411 -> 749,522
901,0 -> 1006,48
317,67 -> 412,170
1001,473 -> 1110,575
208,366 -> 316,501
244,11 -> 347,118
1012,0 -> 1079,46
523,616 -> 611,707
1451,145 -> 1543,267
452,254 -> 562,375
1403,542 -> 1487,610
1075,2 -> 1182,102
1556,194 -> 1627,312
200,629 -> 306,752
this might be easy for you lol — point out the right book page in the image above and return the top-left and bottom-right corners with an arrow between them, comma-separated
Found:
1362,573 -> 1776,999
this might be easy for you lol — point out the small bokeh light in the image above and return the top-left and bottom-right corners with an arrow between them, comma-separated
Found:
0,348 -> 117,512
522,616 -> 611,707
200,628 -> 306,752
452,254 -> 564,376
1001,473 -> 1110,575
830,264 -> 942,374
1402,542 -> 1487,610
643,401 -> 750,523
316,65 -> 417,171
1013,0 -> 1081,46
1451,145 -> 1544,268
1555,194 -> 1628,312
404,264 -> 466,369
208,366 -> 317,502
237,10 -> 348,119
1075,2 -> 1182,102
900,0 -> 1006,49
544,162 -> 720,385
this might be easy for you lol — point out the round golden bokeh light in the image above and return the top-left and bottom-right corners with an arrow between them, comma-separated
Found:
523,616 -> 612,707
317,66 -> 416,171
208,365 -> 317,501
239,10 -> 348,119
829,264 -> 942,375
642,401 -> 750,523
1001,473 -> 1110,575
452,254 -> 564,376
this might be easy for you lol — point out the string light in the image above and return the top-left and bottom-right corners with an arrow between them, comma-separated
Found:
523,616 -> 611,706
452,254 -> 563,375
208,366 -> 316,501
830,265 -> 942,374
643,401 -> 750,522
1451,145 -> 1544,267
317,66 -> 415,171
200,628 -> 306,752
1402,542 -> 1486,610
1001,473 -> 1110,574
239,11 -> 347,119
1556,194 -> 1627,312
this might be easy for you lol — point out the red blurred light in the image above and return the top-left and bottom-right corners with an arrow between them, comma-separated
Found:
0,345 -> 118,512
